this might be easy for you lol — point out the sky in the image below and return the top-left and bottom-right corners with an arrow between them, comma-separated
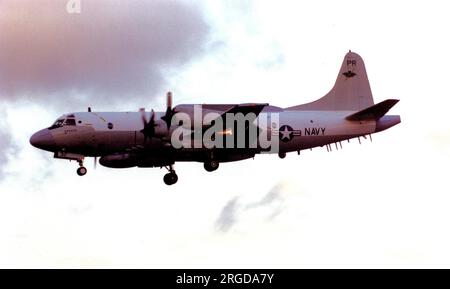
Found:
0,0 -> 450,268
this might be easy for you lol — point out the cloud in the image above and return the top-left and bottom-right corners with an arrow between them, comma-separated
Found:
245,182 -> 284,210
215,197 -> 240,232
0,104 -> 58,183
0,130 -> 16,181
0,0 -> 210,107
0,108 -> 19,181
0,0 -> 210,181
215,182 -> 288,232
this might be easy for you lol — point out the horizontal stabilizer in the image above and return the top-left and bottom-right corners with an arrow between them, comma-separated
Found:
346,99 -> 399,121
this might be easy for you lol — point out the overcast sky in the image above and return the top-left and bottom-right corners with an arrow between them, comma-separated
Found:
1,0 -> 450,268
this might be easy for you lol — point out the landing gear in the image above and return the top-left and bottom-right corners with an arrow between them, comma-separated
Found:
53,151 -> 88,177
204,160 -> 219,172
163,165 -> 178,185
278,152 -> 286,159
77,166 -> 87,176
163,172 -> 178,185
76,159 -> 87,176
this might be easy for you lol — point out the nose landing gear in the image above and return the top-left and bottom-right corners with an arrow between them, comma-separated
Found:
54,151 -> 88,177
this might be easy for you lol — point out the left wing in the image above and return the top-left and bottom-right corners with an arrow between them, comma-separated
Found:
204,103 -> 269,129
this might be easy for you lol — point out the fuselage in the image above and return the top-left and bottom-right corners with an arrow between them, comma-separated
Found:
30,106 -> 399,162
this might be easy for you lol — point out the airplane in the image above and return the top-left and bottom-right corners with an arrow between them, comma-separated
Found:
30,51 -> 400,185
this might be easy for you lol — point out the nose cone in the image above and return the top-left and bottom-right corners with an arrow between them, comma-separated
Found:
30,129 -> 56,151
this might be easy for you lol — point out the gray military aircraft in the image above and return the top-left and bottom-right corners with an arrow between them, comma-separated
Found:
30,51 -> 400,185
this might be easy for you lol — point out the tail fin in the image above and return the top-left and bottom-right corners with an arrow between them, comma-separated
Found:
286,51 -> 374,111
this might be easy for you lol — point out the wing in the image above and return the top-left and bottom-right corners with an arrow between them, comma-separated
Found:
204,103 -> 269,129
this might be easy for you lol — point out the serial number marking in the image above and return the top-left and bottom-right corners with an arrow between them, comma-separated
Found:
64,129 -> 77,134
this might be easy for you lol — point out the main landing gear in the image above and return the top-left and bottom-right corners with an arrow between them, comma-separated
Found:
77,166 -> 87,176
76,159 -> 87,176
163,165 -> 178,185
204,160 -> 219,172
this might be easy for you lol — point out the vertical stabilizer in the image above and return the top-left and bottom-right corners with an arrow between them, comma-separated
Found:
287,51 -> 374,111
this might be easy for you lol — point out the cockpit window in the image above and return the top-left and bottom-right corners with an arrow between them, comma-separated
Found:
49,118 -> 65,130
54,119 -> 65,126
48,117 -> 77,130
65,118 -> 76,126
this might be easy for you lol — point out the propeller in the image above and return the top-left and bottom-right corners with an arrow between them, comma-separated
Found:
94,156 -> 97,169
139,92 -> 175,143
160,91 -> 175,129
140,108 -> 157,143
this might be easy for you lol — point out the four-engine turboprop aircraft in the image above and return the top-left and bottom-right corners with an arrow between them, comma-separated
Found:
30,51 -> 400,185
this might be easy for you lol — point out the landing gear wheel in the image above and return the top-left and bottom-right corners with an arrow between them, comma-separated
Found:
163,172 -> 178,185
204,160 -> 219,172
77,166 -> 87,176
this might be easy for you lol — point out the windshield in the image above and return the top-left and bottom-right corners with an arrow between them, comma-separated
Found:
49,118 -> 65,130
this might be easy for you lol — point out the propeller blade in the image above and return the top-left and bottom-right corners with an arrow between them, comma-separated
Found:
139,108 -> 157,143
150,109 -> 155,124
140,108 -> 147,125
161,91 -> 175,129
139,108 -> 149,143
167,91 -> 172,110
94,156 -> 97,169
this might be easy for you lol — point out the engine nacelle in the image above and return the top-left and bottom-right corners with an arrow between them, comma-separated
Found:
99,153 -> 136,168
